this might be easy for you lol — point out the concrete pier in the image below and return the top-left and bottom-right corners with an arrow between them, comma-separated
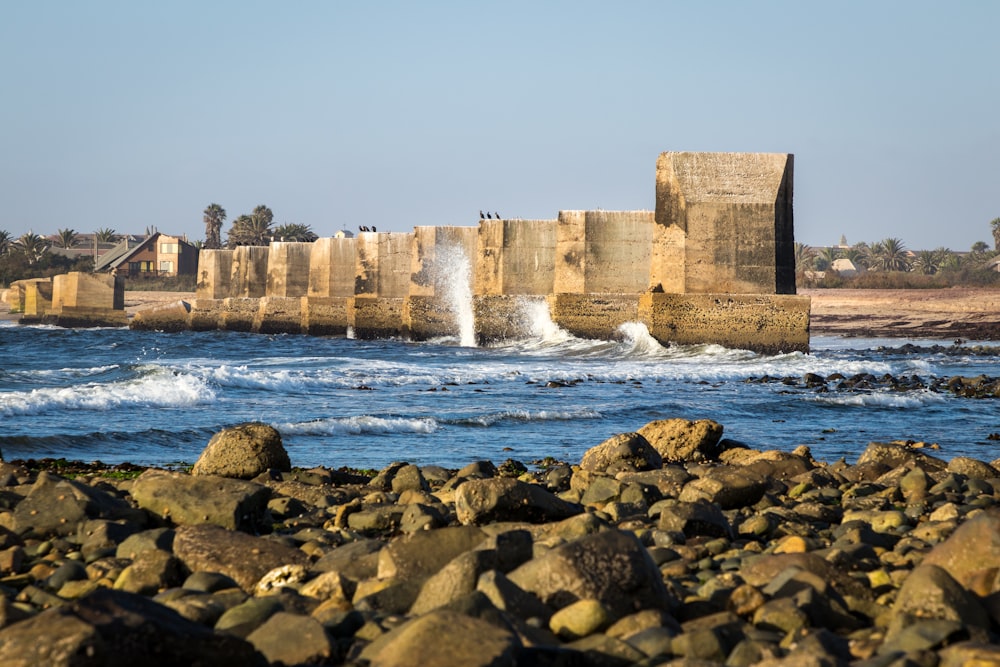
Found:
129,151 -> 810,353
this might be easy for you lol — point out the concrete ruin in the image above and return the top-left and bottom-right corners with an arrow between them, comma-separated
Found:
16,272 -> 126,328
131,152 -> 810,353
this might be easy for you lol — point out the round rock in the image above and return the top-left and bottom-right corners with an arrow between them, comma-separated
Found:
192,423 -> 291,479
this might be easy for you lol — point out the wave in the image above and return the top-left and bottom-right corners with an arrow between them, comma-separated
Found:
277,415 -> 439,435
445,407 -> 604,427
0,366 -> 215,417
806,390 -> 947,409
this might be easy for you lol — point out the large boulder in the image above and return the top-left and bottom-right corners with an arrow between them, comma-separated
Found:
172,523 -> 309,593
192,423 -> 291,479
0,588 -> 264,666
678,466 -> 768,510
638,418 -> 724,463
922,509 -> 1000,591
130,470 -> 271,532
855,441 -> 947,473
507,529 -> 676,620
580,432 -> 662,473
455,478 -> 582,525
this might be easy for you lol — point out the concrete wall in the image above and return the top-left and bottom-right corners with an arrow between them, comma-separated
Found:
654,152 -> 795,295
554,210 -> 654,294
127,151 -> 807,352
36,272 -> 126,327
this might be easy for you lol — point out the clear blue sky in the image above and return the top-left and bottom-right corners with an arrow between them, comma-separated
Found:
2,1 -> 997,251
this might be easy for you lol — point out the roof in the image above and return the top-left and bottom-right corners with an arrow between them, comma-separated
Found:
93,232 -> 195,272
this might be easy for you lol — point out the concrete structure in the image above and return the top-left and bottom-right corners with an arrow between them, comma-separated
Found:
131,152 -> 810,353
19,272 -> 126,327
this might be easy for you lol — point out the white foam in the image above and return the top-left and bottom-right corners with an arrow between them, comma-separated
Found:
807,390 -> 945,409
278,415 -> 439,435
455,407 -> 603,426
0,366 -> 214,416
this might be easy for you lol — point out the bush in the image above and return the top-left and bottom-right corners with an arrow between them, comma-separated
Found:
122,274 -> 196,292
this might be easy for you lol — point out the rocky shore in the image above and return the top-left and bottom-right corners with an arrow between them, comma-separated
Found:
2,421 -> 1000,665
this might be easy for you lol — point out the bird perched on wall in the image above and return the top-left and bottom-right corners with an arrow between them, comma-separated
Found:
486,212 -> 493,219
494,212 -> 501,220
371,226 -> 376,232
479,210 -> 485,219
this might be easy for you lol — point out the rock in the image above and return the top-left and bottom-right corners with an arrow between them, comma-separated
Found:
410,549 -> 497,615
378,525 -> 487,581
9,471 -> 143,538
191,422 -> 291,479
658,499 -> 733,539
922,508 -> 1000,589
947,456 -> 1000,480
113,549 -> 182,595
508,528 -> 676,620
172,524 -> 309,592
549,598 -> 611,639
476,570 -> 552,622
245,611 -> 333,666
454,478 -> 582,525
359,609 -> 520,667
891,564 -> 990,627
130,469 -> 271,532
855,441 -> 947,472
678,466 -> 767,509
0,588 -> 265,666
579,432 -> 662,473
638,418 -> 724,462
312,538 -> 383,580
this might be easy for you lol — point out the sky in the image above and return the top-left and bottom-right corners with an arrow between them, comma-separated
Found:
1,1 -> 997,251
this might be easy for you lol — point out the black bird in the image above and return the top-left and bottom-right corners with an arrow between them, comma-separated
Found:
486,212 -> 493,219
371,226 -> 376,232
494,212 -> 500,219
479,210 -> 485,219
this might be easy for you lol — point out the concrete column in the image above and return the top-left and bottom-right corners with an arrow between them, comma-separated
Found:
406,226 -> 478,340
304,237 -> 356,335
229,246 -> 270,298
654,152 -> 795,295
352,231 -> 412,338
266,242 -> 313,298
196,249 -> 233,300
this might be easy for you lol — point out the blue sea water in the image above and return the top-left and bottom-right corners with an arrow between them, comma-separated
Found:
1,312 -> 999,471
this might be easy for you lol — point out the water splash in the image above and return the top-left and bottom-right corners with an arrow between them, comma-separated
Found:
519,298 -> 575,345
435,243 -> 476,347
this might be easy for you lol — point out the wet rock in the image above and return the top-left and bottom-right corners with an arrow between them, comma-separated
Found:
579,432 -> 662,473
658,499 -> 733,539
856,441 -> 947,473
245,611 -> 333,665
0,588 -> 264,666
508,528 -> 676,620
921,508 -> 1000,589
8,472 -> 143,538
638,418 -> 724,462
454,478 -> 582,525
679,466 -> 767,509
191,422 -> 291,479
130,470 -> 271,532
172,523 -> 309,592
947,456 -> 999,480
359,609 -> 520,667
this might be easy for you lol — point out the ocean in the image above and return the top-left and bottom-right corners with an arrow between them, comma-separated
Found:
1,307 -> 998,471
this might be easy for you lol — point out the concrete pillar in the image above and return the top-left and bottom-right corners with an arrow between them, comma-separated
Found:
266,242 -> 313,298
229,246 -> 270,298
42,272 -> 126,327
196,250 -> 233,300
353,231 -> 412,338
474,219 -> 556,343
654,152 -> 796,295
303,237 -> 356,336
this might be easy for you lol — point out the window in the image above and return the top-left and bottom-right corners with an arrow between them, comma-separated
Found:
159,261 -> 174,273
160,243 -> 179,254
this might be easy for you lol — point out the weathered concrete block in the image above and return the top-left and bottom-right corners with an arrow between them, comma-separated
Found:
196,249 -> 233,300
554,210 -> 654,294
548,293 -> 641,340
130,300 -> 192,332
473,295 -> 541,343
355,232 -> 412,297
475,219 -> 556,296
229,246 -> 269,298
265,242 -> 312,298
308,237 -> 355,297
639,292 -> 810,354
23,278 -> 53,316
189,298 -> 226,331
252,296 -> 303,335
655,152 -> 795,295
39,273 -> 126,328
353,296 -> 405,339
301,296 -> 351,335
220,297 -> 260,332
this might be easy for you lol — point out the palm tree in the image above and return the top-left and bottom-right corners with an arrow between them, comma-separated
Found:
16,232 -> 50,266
55,228 -> 79,249
844,242 -> 872,270
95,227 -> 118,244
815,247 -> 841,272
911,250 -> 940,275
272,223 -> 318,242
203,203 -> 226,250
0,230 -> 11,256
971,241 -> 991,255
871,238 -> 911,272
793,242 -> 816,273
938,248 -> 963,271
227,207 -> 274,248
991,217 -> 1000,251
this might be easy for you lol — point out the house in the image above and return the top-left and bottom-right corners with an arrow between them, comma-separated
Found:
94,232 -> 197,278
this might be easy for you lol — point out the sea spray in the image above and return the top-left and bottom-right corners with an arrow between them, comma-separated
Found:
434,243 -> 476,347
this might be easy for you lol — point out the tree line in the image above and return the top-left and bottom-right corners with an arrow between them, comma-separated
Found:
202,204 -> 317,249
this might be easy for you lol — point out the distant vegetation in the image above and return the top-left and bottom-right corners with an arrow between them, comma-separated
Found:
795,225 -> 1000,289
